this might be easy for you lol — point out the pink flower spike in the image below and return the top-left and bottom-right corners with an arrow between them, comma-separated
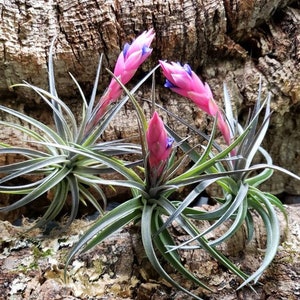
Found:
113,28 -> 155,83
101,28 -> 155,106
87,29 -> 155,132
125,28 -> 155,57
146,112 -> 173,175
159,60 -> 231,144
217,114 -> 231,145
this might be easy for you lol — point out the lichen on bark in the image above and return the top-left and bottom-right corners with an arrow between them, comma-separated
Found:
0,205 -> 299,299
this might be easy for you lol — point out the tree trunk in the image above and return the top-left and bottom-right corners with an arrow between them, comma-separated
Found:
0,205 -> 299,299
0,1 -> 300,298
1,0 -> 299,194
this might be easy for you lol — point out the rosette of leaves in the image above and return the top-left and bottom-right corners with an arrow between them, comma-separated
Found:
161,80 -> 300,289
65,76 -> 259,299
0,39 -> 154,229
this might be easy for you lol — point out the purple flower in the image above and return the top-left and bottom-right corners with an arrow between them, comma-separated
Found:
89,29 -> 155,129
159,60 -> 231,145
101,29 -> 155,108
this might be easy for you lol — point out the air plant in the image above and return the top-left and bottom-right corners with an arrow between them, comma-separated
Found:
159,64 -> 300,289
65,74 -> 262,299
0,29 -> 155,228
1,28 -> 299,300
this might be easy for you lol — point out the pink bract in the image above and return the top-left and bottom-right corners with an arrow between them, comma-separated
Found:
146,112 -> 173,173
159,60 -> 231,144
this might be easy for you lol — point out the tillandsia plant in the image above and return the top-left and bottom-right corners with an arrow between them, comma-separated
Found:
158,61 -> 300,288
1,26 -> 299,300
0,29 -> 155,228
65,74 -> 265,299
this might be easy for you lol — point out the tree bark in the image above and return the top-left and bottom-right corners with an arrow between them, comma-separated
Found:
0,205 -> 299,299
0,0 -> 300,195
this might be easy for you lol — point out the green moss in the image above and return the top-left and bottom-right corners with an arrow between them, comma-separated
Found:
32,246 -> 52,259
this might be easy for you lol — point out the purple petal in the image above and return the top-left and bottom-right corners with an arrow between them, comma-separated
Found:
183,63 -> 192,76
142,45 -> 151,55
123,43 -> 130,57
166,137 -> 174,148
164,79 -> 177,88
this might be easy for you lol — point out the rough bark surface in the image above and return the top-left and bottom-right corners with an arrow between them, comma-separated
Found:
0,0 -> 299,194
0,205 -> 299,300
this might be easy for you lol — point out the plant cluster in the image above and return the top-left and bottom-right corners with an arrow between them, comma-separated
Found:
0,29 -> 298,299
